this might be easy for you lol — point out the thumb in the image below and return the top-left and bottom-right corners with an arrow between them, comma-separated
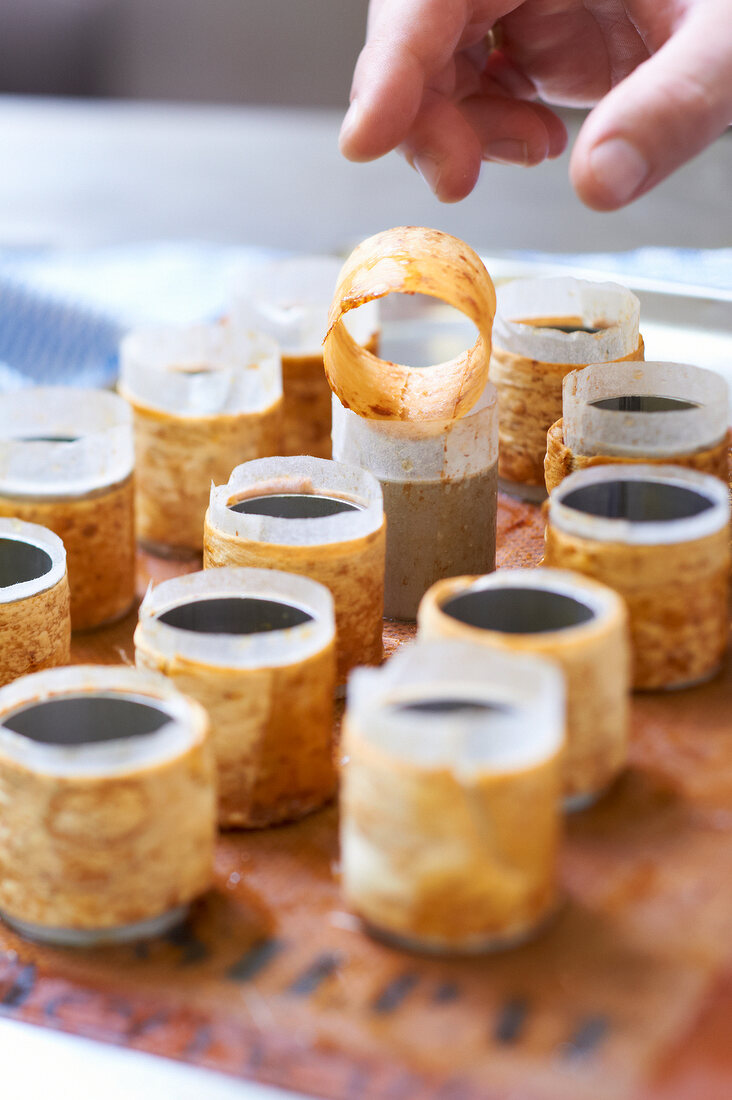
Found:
570,2 -> 732,210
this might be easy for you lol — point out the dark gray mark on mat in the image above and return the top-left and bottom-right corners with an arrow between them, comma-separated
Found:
0,964 -> 37,1009
494,996 -> 529,1044
561,1014 -> 610,1059
227,937 -> 286,982
372,972 -> 420,1014
433,980 -> 461,1004
289,952 -> 344,995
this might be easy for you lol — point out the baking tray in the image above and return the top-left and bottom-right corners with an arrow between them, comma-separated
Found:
1,281 -> 731,1100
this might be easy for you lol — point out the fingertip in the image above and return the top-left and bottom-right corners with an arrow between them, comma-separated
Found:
401,96 -> 483,203
339,100 -> 362,160
338,96 -> 398,162
407,147 -> 481,203
570,136 -> 650,211
525,101 -> 567,160
436,156 -> 482,203
483,138 -> 532,166
569,150 -> 615,211
546,115 -> 568,160
340,38 -> 429,162
459,95 -> 568,169
339,99 -> 376,162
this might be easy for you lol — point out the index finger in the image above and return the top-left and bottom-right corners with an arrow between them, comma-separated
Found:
340,0 -> 512,162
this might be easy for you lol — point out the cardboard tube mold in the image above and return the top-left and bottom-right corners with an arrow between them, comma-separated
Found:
332,383 -> 498,620
418,568 -> 630,809
203,456 -> 385,683
0,519 -> 71,687
0,388 -> 135,630
544,465 -> 730,690
545,361 -> 730,491
231,256 -> 380,459
489,277 -> 643,496
0,665 -> 215,946
340,641 -> 564,954
119,323 -> 283,554
135,567 -> 336,828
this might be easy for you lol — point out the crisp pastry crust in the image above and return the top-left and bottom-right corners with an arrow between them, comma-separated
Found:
418,575 -> 631,804
490,337 -> 645,487
0,477 -> 135,631
136,639 -> 337,829
544,524 -> 730,690
340,716 -> 561,951
0,693 -> 215,931
324,226 -> 495,422
123,394 -> 282,553
203,516 -> 385,685
281,352 -> 334,460
545,418 -> 730,493
282,334 -> 379,460
0,575 -> 71,687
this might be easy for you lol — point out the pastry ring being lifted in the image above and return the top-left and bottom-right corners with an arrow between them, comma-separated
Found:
324,226 -> 496,421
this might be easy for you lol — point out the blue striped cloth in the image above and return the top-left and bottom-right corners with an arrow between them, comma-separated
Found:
0,242 -> 281,391
0,275 -> 122,390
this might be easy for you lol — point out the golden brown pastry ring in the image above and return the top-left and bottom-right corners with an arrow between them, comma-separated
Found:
545,418 -> 730,493
323,226 -> 496,421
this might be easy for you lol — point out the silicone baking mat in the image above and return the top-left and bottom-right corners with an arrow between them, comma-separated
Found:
1,492 -> 731,1100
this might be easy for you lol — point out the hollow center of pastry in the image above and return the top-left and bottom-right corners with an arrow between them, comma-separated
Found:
229,492 -> 363,519
515,315 -> 607,335
2,694 -> 171,745
590,394 -> 700,413
441,586 -> 595,633
377,292 -> 479,369
561,480 -> 714,522
0,537 -> 54,588
16,435 -> 80,443
392,698 -> 512,715
157,595 -> 313,634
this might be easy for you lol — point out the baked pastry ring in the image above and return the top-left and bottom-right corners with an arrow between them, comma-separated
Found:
324,226 -> 495,421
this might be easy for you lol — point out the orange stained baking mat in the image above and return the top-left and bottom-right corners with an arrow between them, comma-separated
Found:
1,493 -> 731,1100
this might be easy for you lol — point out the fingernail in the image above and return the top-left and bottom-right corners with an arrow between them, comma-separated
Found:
483,139 -> 529,165
413,153 -> 442,194
588,137 -> 648,204
339,98 -> 361,148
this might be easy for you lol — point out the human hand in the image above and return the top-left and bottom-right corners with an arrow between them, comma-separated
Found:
339,0 -> 732,210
